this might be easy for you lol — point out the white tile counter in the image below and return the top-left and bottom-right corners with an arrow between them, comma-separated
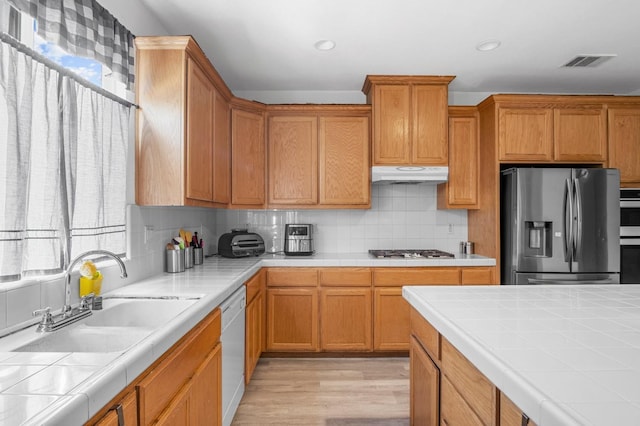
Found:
0,252 -> 494,425
403,284 -> 640,426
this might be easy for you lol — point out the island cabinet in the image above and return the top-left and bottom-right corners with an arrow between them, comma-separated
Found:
266,106 -> 370,208
87,308 -> 222,426
135,36 -> 233,207
437,106 -> 480,209
362,75 -> 454,166
245,269 -> 266,383
607,102 -> 640,187
484,95 -> 607,163
230,99 -> 266,208
410,307 -> 536,426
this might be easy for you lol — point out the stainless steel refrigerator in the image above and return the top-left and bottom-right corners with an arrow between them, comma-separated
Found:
501,167 -> 620,285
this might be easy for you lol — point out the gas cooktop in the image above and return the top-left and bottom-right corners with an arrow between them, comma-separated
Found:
368,249 -> 455,259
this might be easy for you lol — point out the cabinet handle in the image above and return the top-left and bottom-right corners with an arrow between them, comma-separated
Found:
521,413 -> 530,426
114,404 -> 124,426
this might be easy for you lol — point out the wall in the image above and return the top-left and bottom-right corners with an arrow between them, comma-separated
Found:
215,185 -> 467,255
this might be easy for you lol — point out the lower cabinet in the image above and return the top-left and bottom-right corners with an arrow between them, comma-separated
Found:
320,287 -> 372,351
374,287 -> 410,351
410,307 -> 536,426
245,270 -> 266,383
410,336 -> 439,426
266,287 -> 319,351
87,309 -> 222,426
94,391 -> 138,426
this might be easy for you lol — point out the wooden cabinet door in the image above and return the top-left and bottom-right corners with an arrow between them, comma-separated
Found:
231,108 -> 265,206
320,287 -> 372,351
190,344 -> 222,426
266,288 -> 318,351
460,267 -> 495,285
186,57 -> 214,202
212,91 -> 230,204
438,107 -> 479,209
318,116 -> 370,206
498,107 -> 553,161
410,336 -> 440,426
412,84 -> 449,165
245,290 -> 263,383
372,84 -> 411,165
94,391 -> 138,426
155,382 -> 191,426
268,116 -> 318,205
554,106 -> 607,162
609,107 -> 640,185
440,375 -> 484,426
500,393 -> 537,426
373,287 -> 410,351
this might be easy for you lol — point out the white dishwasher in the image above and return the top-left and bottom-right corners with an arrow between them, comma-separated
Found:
220,286 -> 246,426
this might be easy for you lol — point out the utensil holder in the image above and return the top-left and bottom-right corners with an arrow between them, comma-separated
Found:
194,247 -> 203,265
166,249 -> 185,273
184,246 -> 194,269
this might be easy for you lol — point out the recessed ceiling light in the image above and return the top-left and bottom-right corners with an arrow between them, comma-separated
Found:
476,39 -> 501,52
314,40 -> 336,51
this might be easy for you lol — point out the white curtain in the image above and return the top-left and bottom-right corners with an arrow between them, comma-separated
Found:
0,37 -> 129,282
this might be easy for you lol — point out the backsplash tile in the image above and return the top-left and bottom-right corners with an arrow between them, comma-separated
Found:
7,283 -> 41,327
216,185 -> 468,254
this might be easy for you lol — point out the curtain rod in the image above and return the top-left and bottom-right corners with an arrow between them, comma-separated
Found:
0,32 -> 138,109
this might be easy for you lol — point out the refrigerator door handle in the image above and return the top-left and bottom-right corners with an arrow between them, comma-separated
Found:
563,178 -> 573,263
573,177 -> 583,259
527,278 -> 616,285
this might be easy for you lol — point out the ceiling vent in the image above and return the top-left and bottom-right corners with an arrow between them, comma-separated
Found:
562,54 -> 616,68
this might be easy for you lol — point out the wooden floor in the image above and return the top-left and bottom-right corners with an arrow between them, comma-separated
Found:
231,357 -> 410,425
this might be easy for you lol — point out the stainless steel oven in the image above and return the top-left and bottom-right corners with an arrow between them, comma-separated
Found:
620,189 -> 640,283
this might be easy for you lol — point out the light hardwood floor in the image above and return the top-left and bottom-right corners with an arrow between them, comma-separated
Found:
232,357 -> 410,425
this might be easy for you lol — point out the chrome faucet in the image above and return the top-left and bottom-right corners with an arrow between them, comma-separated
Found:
62,250 -> 128,316
33,250 -> 128,332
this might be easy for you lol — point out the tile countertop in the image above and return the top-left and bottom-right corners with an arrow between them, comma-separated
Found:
403,284 -> 640,426
0,252 -> 495,425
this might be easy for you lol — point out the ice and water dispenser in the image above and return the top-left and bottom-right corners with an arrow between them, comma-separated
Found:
524,221 -> 552,257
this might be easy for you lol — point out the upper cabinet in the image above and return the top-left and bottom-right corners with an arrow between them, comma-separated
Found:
230,99 -> 267,208
489,95 -> 607,163
437,106 -> 479,209
362,75 -> 454,166
266,105 -> 371,209
135,36 -> 233,207
608,102 -> 640,187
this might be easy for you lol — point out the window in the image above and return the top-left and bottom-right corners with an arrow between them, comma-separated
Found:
0,0 -> 135,283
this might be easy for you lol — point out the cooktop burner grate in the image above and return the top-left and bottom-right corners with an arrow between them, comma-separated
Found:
368,249 -> 455,259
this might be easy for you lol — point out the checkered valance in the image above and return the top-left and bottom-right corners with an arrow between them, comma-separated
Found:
9,0 -> 135,89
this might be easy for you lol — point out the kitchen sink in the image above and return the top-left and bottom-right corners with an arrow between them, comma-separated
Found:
4,297 -> 200,353
13,326 -> 152,353
83,298 -> 197,328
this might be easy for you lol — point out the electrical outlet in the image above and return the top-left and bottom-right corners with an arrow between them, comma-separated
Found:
144,225 -> 154,244
448,224 -> 454,234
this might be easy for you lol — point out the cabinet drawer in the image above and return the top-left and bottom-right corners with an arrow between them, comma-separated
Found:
441,375 -> 484,426
319,268 -> 371,286
460,267 -> 495,285
441,338 -> 496,425
373,268 -> 460,286
137,309 -> 221,424
267,268 -> 318,287
500,393 -> 537,426
245,269 -> 265,303
410,307 -> 440,361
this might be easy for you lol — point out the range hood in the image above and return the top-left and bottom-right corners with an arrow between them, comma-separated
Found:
371,166 -> 448,184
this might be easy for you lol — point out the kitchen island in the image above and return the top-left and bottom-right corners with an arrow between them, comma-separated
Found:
0,253 -> 493,425
404,284 -> 640,425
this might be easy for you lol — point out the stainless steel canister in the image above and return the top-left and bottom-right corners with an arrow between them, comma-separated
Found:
460,241 -> 474,255
184,246 -> 194,269
194,247 -> 203,265
166,249 -> 185,273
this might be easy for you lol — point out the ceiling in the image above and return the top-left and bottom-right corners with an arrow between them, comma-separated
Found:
139,0 -> 640,98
